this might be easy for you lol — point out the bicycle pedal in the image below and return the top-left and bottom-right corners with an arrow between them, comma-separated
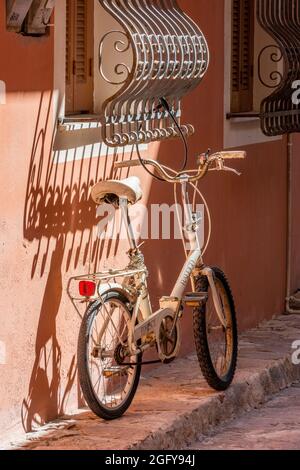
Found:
183,292 -> 208,307
103,367 -> 129,378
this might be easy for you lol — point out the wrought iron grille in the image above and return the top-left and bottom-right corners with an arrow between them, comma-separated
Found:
98,0 -> 209,147
257,0 -> 300,136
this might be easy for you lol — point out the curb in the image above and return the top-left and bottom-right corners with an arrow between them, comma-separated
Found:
130,354 -> 300,450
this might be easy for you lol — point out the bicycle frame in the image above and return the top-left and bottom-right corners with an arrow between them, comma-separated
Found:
119,177 -> 226,360
67,176 -> 226,362
71,150 -> 243,417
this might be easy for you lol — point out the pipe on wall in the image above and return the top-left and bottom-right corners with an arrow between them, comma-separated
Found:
285,133 -> 300,314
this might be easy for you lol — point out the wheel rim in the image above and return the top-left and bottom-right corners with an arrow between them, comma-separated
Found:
86,299 -> 138,411
205,279 -> 234,380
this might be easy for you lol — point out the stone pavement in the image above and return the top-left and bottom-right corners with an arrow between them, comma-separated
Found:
188,383 -> 300,450
4,314 -> 300,450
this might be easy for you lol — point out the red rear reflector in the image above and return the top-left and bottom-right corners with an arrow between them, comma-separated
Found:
79,281 -> 96,297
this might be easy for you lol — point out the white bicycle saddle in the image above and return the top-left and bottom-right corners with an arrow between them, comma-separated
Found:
91,176 -> 143,205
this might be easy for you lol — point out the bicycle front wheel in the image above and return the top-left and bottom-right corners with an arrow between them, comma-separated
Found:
193,267 -> 238,391
77,290 -> 141,420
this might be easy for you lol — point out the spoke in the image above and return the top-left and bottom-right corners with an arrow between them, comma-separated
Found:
102,302 -> 126,346
93,370 -> 102,390
87,298 -> 136,411
205,282 -> 232,378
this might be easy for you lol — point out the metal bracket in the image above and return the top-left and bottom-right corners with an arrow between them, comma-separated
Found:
6,0 -> 34,32
24,0 -> 55,35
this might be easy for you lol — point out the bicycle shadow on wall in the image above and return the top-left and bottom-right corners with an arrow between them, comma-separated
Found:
21,91 -> 134,432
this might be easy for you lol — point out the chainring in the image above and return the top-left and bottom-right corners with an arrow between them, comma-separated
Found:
158,314 -> 181,364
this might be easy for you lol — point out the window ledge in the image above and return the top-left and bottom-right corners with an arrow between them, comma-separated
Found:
54,116 -> 148,160
226,112 -> 260,122
59,114 -> 101,124
58,115 -> 102,132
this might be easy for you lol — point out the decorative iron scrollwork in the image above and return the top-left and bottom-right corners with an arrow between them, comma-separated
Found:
258,45 -> 283,89
257,0 -> 300,136
99,31 -> 132,86
98,0 -> 209,147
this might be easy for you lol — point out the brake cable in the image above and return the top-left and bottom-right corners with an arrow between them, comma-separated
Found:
160,97 -> 188,172
136,97 -> 189,182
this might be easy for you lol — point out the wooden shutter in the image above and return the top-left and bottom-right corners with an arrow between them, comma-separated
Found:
231,0 -> 255,113
66,0 -> 72,86
75,0 -> 88,84
65,0 -> 94,115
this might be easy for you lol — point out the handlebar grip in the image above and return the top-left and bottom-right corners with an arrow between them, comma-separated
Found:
218,151 -> 246,160
114,159 -> 141,169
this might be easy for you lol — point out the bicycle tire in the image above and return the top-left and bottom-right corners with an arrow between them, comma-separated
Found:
77,290 -> 142,420
193,267 -> 238,391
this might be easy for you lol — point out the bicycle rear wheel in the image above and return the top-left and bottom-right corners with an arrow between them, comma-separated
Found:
193,267 -> 238,391
77,290 -> 141,420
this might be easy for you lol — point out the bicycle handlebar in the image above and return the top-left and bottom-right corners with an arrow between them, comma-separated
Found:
114,150 -> 246,183
115,160 -> 141,169
213,151 -> 246,160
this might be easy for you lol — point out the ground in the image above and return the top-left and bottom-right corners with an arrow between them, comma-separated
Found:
2,314 -> 300,450
188,383 -> 300,450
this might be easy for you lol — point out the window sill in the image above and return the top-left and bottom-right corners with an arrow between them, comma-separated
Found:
59,114 -> 102,126
54,115 -> 148,163
226,112 -> 260,123
55,116 -> 103,153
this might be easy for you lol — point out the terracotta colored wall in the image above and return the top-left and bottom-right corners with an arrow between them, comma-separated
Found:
290,133 -> 300,295
0,0 -> 299,443
0,3 -> 56,441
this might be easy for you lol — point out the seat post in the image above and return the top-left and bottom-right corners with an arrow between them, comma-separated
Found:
119,197 -> 138,250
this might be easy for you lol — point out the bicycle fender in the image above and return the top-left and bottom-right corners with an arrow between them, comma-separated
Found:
97,282 -> 135,303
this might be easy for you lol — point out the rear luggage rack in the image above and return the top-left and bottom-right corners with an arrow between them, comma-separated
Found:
67,267 -> 147,317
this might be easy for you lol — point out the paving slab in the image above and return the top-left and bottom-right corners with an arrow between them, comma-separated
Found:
2,315 -> 300,450
188,383 -> 300,450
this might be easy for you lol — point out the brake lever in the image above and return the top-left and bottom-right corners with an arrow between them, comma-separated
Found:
209,159 -> 242,176
222,165 -> 242,177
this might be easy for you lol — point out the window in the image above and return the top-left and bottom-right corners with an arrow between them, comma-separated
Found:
54,0 -> 126,125
65,0 -> 94,115
224,0 -> 283,147
230,0 -> 255,113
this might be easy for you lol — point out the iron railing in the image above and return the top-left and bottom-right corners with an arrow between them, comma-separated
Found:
257,0 -> 300,136
98,0 -> 209,147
